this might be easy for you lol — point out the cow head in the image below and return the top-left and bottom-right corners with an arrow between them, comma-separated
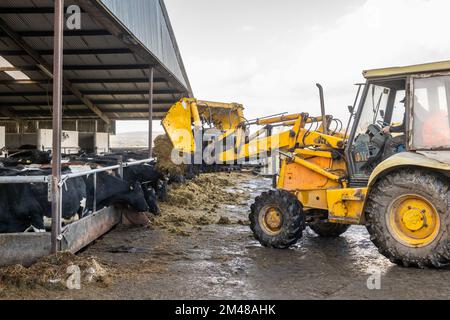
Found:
146,187 -> 161,215
128,182 -> 150,213
156,178 -> 168,202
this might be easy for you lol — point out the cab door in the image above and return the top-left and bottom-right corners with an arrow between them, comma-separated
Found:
346,78 -> 406,181
408,73 -> 450,152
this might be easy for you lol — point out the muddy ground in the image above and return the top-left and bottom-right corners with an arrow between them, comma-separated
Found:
1,171 -> 450,300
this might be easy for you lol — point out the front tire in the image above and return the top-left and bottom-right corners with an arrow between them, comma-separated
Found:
250,190 -> 305,249
366,170 -> 450,268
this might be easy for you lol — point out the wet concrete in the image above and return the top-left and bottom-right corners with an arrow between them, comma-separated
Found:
5,174 -> 450,300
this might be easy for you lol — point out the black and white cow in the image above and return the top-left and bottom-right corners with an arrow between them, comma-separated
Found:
123,164 -> 168,215
0,168 -> 44,233
1,148 -> 52,167
71,156 -> 167,215
0,168 -> 87,233
22,168 -> 87,220
0,168 -> 154,233
84,171 -> 149,214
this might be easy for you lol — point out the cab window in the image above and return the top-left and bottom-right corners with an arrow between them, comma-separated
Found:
391,90 -> 406,125
355,85 -> 390,137
350,78 -> 406,177
412,75 -> 450,150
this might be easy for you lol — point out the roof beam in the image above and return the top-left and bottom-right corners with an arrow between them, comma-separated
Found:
0,78 -> 166,85
0,7 -> 86,14
9,109 -> 170,116
0,48 -> 133,56
4,64 -> 151,71
0,106 -> 18,118
0,30 -> 111,37
70,78 -> 165,84
64,64 -> 150,71
0,80 -> 45,85
85,89 -> 180,95
0,17 -> 111,124
0,114 -> 167,121
0,66 -> 20,71
0,100 -> 175,107
0,89 -> 181,97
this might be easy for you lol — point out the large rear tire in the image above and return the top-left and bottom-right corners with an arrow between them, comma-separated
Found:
366,170 -> 450,268
250,190 -> 305,249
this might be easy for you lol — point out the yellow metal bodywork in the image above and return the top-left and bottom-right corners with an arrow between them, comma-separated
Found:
162,98 -> 245,154
320,151 -> 450,226
327,188 -> 368,224
162,99 -> 196,154
275,153 -> 368,223
196,100 -> 245,131
219,125 -> 344,163
368,152 -> 450,188
277,155 -> 348,212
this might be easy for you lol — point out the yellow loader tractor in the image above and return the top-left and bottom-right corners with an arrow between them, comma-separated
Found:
163,61 -> 450,268
250,61 -> 450,268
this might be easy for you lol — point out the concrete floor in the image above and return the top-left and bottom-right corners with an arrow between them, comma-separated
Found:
4,174 -> 450,300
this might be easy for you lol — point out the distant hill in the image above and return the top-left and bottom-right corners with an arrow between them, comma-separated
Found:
110,131 -> 164,148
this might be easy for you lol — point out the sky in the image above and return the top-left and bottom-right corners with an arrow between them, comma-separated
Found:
117,0 -> 450,133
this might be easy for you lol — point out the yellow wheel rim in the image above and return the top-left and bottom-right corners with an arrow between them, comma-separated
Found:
259,206 -> 283,236
387,194 -> 440,248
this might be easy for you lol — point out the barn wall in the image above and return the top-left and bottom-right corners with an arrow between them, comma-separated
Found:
0,120 -> 113,134
79,132 -> 110,154
95,133 -> 110,154
79,133 -> 95,153
5,133 -> 37,149
37,129 -> 79,154
5,130 -> 80,153
1,121 -> 117,153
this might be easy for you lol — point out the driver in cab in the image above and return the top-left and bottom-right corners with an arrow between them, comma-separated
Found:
382,98 -> 406,153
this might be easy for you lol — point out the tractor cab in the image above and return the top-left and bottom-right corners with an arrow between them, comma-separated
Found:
346,61 -> 450,181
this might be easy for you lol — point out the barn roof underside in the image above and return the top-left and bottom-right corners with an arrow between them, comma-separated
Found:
0,0 -> 192,123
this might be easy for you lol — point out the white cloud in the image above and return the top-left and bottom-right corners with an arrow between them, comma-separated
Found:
185,0 -> 450,124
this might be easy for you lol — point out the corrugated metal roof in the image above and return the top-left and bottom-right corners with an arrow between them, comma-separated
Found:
100,0 -> 190,90
0,0 -> 192,123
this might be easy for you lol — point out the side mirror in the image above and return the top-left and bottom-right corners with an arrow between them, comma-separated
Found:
380,110 -> 385,118
348,105 -> 354,114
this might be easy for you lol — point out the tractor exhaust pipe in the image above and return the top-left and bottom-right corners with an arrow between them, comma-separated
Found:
316,83 -> 328,135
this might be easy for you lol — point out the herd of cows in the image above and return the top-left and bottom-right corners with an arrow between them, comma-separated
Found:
0,149 -> 168,234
